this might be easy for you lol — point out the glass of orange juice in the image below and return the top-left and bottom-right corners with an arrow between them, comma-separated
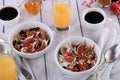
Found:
0,42 -> 18,80
53,0 -> 71,31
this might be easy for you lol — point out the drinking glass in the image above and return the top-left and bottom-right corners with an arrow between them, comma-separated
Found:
98,0 -> 111,7
53,0 -> 71,31
24,0 -> 42,15
0,42 -> 18,80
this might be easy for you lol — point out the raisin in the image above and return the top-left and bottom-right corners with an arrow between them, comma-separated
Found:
16,41 -> 21,44
38,40 -> 42,46
87,63 -> 92,69
76,57 -> 80,62
74,64 -> 80,69
13,40 -> 17,46
19,30 -> 26,35
58,49 -> 62,55
63,66 -> 67,69
47,40 -> 50,45
38,33 -> 41,36
13,40 -> 21,45
36,27 -> 40,30
91,56 -> 95,60
19,46 -> 23,49
30,27 -> 40,31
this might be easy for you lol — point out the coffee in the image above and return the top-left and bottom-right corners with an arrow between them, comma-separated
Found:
111,0 -> 118,2
85,11 -> 104,24
0,7 -> 18,20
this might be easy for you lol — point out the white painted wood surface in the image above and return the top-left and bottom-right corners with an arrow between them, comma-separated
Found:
0,0 -> 3,33
0,0 -> 120,80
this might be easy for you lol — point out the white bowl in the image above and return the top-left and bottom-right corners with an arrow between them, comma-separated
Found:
54,36 -> 101,78
9,21 -> 53,58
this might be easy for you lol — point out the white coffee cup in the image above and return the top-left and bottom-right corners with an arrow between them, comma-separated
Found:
82,8 -> 107,30
0,5 -> 20,27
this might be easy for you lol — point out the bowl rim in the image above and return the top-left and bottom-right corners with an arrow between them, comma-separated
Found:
54,36 -> 101,75
9,21 -> 53,57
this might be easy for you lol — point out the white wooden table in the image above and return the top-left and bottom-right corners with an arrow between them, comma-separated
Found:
0,0 -> 120,80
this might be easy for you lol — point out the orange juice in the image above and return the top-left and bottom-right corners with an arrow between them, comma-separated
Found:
0,56 -> 18,80
53,4 -> 71,30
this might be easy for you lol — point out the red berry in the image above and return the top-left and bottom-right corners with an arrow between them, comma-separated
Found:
111,2 -> 117,10
114,9 -> 120,15
83,57 -> 88,62
67,64 -> 71,67
110,1 -> 120,15
73,67 -> 79,72
118,0 -> 120,4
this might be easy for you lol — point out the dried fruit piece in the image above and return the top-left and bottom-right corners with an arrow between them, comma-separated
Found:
77,42 -> 85,54
64,56 -> 74,63
110,1 -> 120,15
69,43 -> 77,48
60,47 -> 67,55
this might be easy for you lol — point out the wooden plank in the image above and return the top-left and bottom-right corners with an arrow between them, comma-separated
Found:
3,0 -> 19,6
41,0 -> 82,80
77,0 -> 120,44
29,56 -> 47,80
116,15 -> 120,44
0,0 -> 3,7
3,0 -> 47,80
0,0 -> 3,33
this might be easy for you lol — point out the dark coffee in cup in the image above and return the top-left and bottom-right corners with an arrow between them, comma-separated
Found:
111,0 -> 118,2
85,11 -> 104,24
0,7 -> 18,20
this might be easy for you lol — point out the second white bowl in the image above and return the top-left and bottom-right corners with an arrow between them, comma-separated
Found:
54,36 -> 101,78
9,21 -> 53,58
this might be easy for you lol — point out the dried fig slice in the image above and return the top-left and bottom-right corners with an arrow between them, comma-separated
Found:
67,49 -> 75,56
36,41 -> 47,51
64,56 -> 74,63
84,46 -> 91,53
60,47 -> 67,55
40,30 -> 46,40
69,42 -> 77,48
84,44 -> 95,54
77,42 -> 85,54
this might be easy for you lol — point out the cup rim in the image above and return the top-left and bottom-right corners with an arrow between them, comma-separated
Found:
82,8 -> 107,30
0,5 -> 20,21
